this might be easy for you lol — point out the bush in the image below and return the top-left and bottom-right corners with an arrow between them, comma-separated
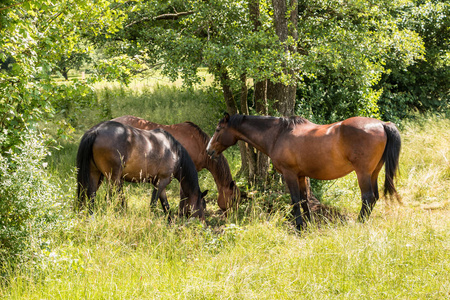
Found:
0,131 -> 70,269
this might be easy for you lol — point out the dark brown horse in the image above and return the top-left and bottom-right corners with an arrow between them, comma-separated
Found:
112,115 -> 240,211
76,121 -> 207,218
206,113 -> 401,230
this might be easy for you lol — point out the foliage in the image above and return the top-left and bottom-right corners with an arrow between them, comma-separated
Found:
93,0 -> 432,122
0,131 -> 69,269
378,0 -> 450,121
0,0 -> 134,272
0,0 -> 131,153
295,0 -> 425,123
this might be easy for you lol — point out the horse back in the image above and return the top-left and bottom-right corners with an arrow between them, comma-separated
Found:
90,121 -> 178,182
273,117 -> 387,180
113,115 -> 208,170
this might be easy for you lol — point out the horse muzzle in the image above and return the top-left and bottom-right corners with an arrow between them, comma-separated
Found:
206,149 -> 216,159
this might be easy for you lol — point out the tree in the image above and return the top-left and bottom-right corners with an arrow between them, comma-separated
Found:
88,0 -> 426,183
0,0 -> 131,153
377,0 -> 450,120
271,0 -> 298,116
295,0 -> 425,123
55,52 -> 90,80
109,0 -> 301,185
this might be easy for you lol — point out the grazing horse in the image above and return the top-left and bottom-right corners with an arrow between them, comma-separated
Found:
76,121 -> 207,218
206,113 -> 401,230
112,115 -> 240,211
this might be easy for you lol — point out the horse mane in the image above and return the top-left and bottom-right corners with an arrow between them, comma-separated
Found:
184,121 -> 210,145
228,114 -> 308,133
156,128 -> 200,193
184,121 -> 233,184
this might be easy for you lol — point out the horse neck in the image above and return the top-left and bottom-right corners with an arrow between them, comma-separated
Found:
175,148 -> 200,199
205,154 -> 233,190
232,116 -> 280,156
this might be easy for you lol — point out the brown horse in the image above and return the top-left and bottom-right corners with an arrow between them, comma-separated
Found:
206,113 -> 401,230
76,121 -> 207,218
112,115 -> 240,211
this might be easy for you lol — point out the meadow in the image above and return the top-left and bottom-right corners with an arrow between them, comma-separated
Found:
1,77 -> 449,299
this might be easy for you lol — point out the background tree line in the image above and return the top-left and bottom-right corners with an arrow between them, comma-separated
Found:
92,0 -> 447,183
1,0 -> 449,185
2,0 -> 448,150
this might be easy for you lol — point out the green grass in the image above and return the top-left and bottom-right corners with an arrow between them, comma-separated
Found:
1,82 -> 450,299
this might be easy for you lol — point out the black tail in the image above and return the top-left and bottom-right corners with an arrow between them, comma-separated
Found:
76,127 -> 99,210
382,122 -> 402,203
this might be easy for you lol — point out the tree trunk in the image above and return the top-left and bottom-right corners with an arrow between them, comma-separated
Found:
218,68 -> 238,115
61,66 -> 69,81
218,67 -> 255,184
249,0 -> 271,188
253,79 -> 270,188
271,0 -> 298,116
238,73 -> 257,180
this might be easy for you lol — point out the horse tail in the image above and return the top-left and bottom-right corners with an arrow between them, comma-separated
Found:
76,127 -> 99,210
382,122 -> 402,203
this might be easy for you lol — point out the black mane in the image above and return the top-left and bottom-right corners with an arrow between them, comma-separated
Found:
227,114 -> 308,132
152,128 -> 200,194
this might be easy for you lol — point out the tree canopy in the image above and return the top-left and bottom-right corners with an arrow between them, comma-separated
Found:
1,0 -> 448,149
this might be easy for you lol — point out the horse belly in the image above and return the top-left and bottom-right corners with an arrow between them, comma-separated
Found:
122,154 -> 170,183
122,165 -> 157,183
274,134 -> 355,180
308,160 -> 354,180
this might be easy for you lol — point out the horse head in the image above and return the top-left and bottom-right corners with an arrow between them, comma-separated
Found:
217,180 -> 243,211
206,113 -> 237,159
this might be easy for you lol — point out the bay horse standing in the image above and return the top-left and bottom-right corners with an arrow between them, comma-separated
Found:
76,121 -> 207,218
206,113 -> 401,230
112,115 -> 240,211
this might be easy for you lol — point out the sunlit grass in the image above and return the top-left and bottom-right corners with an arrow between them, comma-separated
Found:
93,67 -> 214,92
2,207 -> 449,299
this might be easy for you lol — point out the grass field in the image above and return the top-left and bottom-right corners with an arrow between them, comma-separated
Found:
1,79 -> 449,299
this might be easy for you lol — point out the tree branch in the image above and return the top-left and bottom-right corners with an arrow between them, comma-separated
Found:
125,11 -> 195,28
0,1 -> 28,12
154,11 -> 194,20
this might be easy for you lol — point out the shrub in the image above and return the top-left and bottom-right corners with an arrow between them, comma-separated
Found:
0,131 -> 70,269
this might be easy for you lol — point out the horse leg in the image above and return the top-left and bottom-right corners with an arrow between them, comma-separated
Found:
371,161 -> 384,201
108,169 -> 125,211
178,187 -> 188,217
86,170 -> 102,214
150,187 -> 158,208
155,177 -> 172,221
284,172 -> 304,231
298,176 -> 311,223
356,172 -> 377,222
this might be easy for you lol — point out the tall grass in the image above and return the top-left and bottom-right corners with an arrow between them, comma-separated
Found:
2,83 -> 449,299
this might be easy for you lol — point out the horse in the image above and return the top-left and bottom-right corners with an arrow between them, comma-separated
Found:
112,115 -> 240,211
76,121 -> 207,219
206,113 -> 401,230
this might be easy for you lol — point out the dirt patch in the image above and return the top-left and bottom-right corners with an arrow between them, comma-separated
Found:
307,195 -> 349,225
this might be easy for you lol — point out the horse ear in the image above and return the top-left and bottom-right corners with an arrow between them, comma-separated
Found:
201,190 -> 209,198
229,180 -> 235,189
223,112 -> 230,122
